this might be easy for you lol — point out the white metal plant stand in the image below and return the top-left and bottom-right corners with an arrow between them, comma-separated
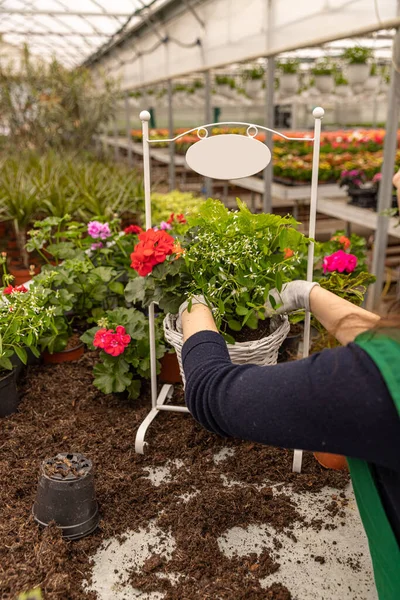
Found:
135,108 -> 325,474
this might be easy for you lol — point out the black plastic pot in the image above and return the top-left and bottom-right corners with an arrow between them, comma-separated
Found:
347,189 -> 377,209
11,348 -> 41,381
33,453 -> 99,540
0,369 -> 19,417
278,333 -> 302,362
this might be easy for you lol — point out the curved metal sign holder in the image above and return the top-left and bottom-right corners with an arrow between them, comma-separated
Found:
135,108 -> 325,475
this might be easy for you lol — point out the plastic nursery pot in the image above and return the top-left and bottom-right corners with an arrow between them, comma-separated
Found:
159,351 -> 183,384
33,453 -> 99,540
347,189 -> 377,210
8,265 -> 39,286
0,369 -> 19,417
43,343 -> 84,364
314,452 -> 348,471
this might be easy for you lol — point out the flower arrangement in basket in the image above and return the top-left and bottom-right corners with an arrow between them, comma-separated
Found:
125,198 -> 310,377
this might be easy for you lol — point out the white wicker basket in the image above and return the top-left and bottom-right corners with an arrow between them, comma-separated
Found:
163,313 -> 290,386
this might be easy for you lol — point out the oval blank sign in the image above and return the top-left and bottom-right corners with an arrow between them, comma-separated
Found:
185,134 -> 271,180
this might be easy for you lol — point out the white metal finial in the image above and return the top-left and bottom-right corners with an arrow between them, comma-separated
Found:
312,107 -> 325,119
140,110 -> 151,121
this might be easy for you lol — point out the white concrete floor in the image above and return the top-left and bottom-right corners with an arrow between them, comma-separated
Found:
85,448 -> 377,600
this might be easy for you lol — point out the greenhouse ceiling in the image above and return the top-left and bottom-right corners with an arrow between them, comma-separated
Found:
0,0 -> 169,67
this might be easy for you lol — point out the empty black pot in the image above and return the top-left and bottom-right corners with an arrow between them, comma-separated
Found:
0,369 -> 19,417
33,453 -> 99,540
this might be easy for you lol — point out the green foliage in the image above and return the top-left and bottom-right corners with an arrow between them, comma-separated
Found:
312,60 -> 336,76
243,66 -> 264,80
215,75 -> 236,87
334,72 -> 348,86
277,59 -> 300,75
0,284 -> 57,375
0,45 -> 119,151
137,198 -> 309,342
81,307 -> 165,399
342,46 -> 373,65
151,191 -> 203,225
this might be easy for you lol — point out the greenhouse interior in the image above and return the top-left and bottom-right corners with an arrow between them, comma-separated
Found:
1,1 -> 400,599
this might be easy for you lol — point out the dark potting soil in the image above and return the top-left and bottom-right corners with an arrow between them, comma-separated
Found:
0,353 -> 350,599
225,317 -> 272,343
65,332 -> 84,351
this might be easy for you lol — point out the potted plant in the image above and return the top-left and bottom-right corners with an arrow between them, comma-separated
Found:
343,46 -> 373,87
27,215 -> 139,359
0,262 -> 57,416
126,199 -> 310,381
277,59 -> 300,95
338,169 -> 378,208
215,75 -> 235,97
311,60 -> 335,94
81,306 -> 165,399
334,72 -> 350,97
364,62 -> 380,92
1,157 -> 41,280
243,66 -> 264,97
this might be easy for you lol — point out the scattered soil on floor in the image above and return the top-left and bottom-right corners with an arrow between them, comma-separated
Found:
0,353 -> 350,599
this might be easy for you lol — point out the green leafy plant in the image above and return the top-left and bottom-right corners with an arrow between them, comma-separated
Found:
342,46 -> 373,65
312,60 -> 336,76
127,198 -> 309,344
277,59 -> 300,75
151,191 -> 203,225
81,307 -> 165,399
334,72 -> 348,86
370,62 -> 378,76
0,45 -> 119,151
0,261 -> 57,374
243,66 -> 264,81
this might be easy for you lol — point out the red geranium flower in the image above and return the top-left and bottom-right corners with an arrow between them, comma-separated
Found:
283,248 -> 294,259
130,228 -> 175,276
323,250 -> 357,274
124,224 -> 143,235
2,284 -> 28,295
93,326 -> 131,357
93,328 -> 113,349
176,213 -> 187,224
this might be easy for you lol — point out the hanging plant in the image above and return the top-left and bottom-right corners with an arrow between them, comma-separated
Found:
342,47 -> 373,65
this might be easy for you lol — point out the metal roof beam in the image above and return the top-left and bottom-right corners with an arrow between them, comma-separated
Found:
0,9 -> 132,18
0,30 -> 109,37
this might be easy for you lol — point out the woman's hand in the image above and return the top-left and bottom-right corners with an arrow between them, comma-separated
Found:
265,280 -> 320,315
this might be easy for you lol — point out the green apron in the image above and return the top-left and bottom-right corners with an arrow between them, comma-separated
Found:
349,331 -> 400,599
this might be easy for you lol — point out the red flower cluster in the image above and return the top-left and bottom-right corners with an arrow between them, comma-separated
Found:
283,248 -> 294,259
93,325 -> 131,357
167,213 -> 186,225
124,224 -> 143,235
130,228 -> 175,276
323,250 -> 357,274
2,284 -> 28,295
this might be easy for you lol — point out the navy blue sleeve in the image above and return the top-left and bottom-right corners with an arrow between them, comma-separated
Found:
182,330 -> 400,472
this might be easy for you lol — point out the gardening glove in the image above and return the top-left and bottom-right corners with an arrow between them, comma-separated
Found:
265,280 -> 320,315
176,295 -> 207,334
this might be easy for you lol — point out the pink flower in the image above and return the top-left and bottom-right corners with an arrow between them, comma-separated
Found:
93,328 -> 113,349
88,221 -> 111,240
93,326 -> 131,357
323,250 -> 358,274
91,242 -> 104,250
160,221 -> 172,230
372,172 -> 382,184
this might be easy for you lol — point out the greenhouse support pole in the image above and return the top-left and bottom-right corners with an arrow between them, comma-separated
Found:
140,110 -> 158,409
124,93 -> 133,166
263,56 -> 275,214
168,79 -> 176,191
113,102 -> 119,162
204,70 -> 213,198
368,63 -> 400,309
292,107 -> 324,474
